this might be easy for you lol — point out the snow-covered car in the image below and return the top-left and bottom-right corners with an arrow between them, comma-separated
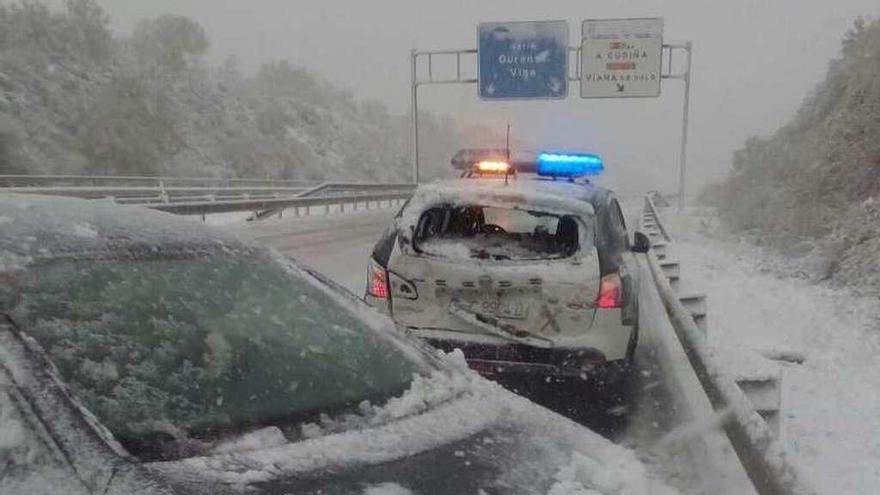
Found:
0,194 -> 667,495
364,152 -> 651,419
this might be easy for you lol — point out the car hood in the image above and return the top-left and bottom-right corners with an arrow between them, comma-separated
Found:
145,353 -> 672,495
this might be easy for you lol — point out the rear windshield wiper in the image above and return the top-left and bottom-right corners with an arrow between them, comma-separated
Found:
448,303 -> 553,349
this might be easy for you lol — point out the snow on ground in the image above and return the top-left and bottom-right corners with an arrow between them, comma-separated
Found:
661,207 -> 880,495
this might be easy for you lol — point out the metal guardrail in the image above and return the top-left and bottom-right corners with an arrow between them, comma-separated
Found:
4,186 -> 311,200
0,174 -> 317,188
0,175 -> 417,219
249,182 -> 417,220
154,190 -> 414,218
640,195 -> 813,495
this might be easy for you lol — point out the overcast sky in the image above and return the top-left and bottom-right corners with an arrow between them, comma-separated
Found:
85,0 -> 878,192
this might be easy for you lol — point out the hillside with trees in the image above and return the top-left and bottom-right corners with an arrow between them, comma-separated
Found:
704,17 -> 880,291
0,0 -> 464,182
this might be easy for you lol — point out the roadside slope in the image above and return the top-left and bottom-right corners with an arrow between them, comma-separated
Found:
704,18 -> 880,293
665,207 -> 880,495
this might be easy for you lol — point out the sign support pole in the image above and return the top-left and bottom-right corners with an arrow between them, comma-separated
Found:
677,41 -> 692,212
410,49 -> 420,184
661,42 -> 694,212
408,48 -> 477,183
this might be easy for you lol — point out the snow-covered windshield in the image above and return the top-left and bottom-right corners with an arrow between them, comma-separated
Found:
0,252 -> 421,461
414,205 -> 585,261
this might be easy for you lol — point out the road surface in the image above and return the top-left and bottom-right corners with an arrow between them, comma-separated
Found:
237,208 -> 396,295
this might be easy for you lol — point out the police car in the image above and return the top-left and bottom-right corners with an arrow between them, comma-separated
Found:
364,149 -> 651,417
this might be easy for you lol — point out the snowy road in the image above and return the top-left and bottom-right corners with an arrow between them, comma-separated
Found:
236,208 -> 396,295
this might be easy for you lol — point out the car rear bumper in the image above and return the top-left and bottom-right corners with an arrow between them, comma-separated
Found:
419,334 -> 629,382
395,304 -> 635,360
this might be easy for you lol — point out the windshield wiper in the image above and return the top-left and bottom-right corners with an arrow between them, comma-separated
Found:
448,302 -> 553,348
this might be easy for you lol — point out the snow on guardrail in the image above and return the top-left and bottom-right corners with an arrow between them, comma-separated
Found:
0,174 -> 317,188
640,194 -> 814,495
0,175 -> 416,220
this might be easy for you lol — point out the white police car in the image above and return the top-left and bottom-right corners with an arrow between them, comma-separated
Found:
365,149 -> 651,420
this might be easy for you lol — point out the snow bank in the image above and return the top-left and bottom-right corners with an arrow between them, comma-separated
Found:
362,483 -> 414,495
665,207 -> 880,495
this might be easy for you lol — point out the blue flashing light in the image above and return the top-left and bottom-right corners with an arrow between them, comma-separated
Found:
537,152 -> 604,177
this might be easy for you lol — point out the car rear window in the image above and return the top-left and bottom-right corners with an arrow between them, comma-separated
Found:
412,204 -> 587,261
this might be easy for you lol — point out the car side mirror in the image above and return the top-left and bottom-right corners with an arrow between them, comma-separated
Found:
631,231 -> 651,253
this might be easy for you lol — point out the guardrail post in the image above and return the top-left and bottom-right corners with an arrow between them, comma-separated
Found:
651,240 -> 668,260
736,373 -> 782,440
659,259 -> 681,291
678,293 -> 707,339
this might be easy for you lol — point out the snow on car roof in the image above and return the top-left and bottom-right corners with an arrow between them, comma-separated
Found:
431,176 -> 608,203
399,177 -> 603,229
0,193 -> 252,259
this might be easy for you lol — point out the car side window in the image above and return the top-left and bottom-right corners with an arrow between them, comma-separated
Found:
596,198 -> 628,274
371,225 -> 398,266
610,199 -> 629,249
0,374 -> 88,495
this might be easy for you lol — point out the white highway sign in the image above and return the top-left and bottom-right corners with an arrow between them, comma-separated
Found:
580,18 -> 663,98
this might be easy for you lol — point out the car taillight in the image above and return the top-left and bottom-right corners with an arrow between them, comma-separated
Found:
596,273 -> 623,309
367,259 -> 390,299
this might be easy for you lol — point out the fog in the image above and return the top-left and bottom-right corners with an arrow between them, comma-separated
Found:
88,0 -> 879,193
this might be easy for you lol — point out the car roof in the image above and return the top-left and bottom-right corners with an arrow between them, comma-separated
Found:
0,193 -> 254,259
413,175 -> 613,210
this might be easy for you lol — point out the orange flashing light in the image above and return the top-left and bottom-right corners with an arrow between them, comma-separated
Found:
475,161 -> 510,173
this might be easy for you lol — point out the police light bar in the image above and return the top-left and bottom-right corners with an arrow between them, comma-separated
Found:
537,152 -> 604,178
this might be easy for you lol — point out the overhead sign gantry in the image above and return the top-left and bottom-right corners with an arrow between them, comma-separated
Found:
410,17 -> 692,209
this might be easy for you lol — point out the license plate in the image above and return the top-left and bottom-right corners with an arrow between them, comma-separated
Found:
465,298 -> 529,320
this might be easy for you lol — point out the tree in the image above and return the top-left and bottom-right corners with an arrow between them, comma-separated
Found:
132,15 -> 208,73
0,116 -> 26,174
63,0 -> 112,61
77,69 -> 181,176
